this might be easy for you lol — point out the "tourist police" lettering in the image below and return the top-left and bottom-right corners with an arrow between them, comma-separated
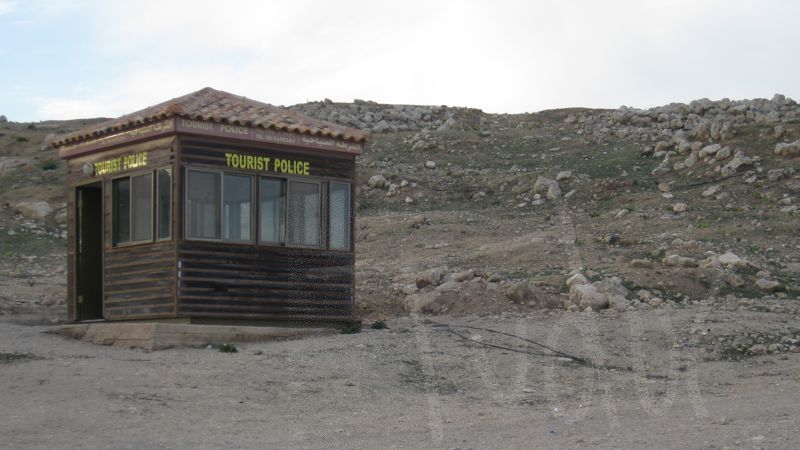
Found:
93,152 -> 148,176
224,152 -> 310,176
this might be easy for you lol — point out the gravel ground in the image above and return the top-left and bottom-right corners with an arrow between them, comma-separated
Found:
2,306 -> 799,449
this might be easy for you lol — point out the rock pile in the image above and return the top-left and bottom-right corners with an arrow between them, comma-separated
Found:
291,99 -> 483,133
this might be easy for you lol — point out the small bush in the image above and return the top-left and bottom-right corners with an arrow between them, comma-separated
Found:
217,343 -> 238,353
40,160 -> 58,171
16,136 -> 28,142
370,320 -> 388,330
341,322 -> 363,334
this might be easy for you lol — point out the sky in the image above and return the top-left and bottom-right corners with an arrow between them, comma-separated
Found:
1,0 -> 799,122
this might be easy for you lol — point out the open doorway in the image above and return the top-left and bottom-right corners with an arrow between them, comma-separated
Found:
76,183 -> 103,321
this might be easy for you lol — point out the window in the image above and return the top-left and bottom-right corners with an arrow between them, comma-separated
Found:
287,180 -> 321,247
131,174 -> 153,242
157,167 -> 171,240
259,178 -> 286,244
112,173 -> 153,244
185,170 -> 254,242
183,164 -> 352,251
186,170 -> 220,239
111,167 -> 172,246
223,174 -> 253,242
112,178 -> 130,244
329,182 -> 350,250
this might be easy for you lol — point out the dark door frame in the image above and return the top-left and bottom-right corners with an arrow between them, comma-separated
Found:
75,182 -> 104,321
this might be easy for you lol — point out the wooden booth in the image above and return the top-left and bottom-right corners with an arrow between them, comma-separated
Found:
53,88 -> 367,324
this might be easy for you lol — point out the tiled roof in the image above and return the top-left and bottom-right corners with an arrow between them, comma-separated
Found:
52,87 -> 368,146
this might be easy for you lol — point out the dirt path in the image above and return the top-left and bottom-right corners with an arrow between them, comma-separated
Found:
1,307 -> 799,449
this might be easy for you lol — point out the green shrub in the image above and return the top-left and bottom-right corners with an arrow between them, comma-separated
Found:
217,343 -> 238,353
341,322 -> 363,334
40,160 -> 58,171
370,320 -> 388,330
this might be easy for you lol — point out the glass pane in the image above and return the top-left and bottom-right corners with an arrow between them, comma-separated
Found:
259,178 -> 285,243
287,181 -> 320,247
131,174 -> 153,241
329,182 -> 350,250
186,170 -> 220,239
223,174 -> 252,241
113,178 -> 130,244
157,168 -> 171,239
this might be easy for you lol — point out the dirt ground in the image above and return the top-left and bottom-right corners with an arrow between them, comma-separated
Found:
2,306 -> 799,449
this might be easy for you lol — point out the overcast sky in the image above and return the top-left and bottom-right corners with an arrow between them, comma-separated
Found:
1,0 -> 798,121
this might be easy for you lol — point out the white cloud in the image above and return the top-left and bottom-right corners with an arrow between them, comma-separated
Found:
0,1 -> 17,15
25,0 -> 800,119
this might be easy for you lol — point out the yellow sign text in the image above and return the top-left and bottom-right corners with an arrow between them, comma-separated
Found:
93,152 -> 148,176
225,152 -> 310,176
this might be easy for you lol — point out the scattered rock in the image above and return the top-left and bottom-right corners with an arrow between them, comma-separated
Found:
630,259 -> 655,269
662,255 -> 698,268
367,174 -> 387,189
774,140 -> 800,157
546,182 -> 561,201
556,170 -> 572,181
749,344 -> 768,355
504,282 -> 533,304
651,159 -> 671,176
569,284 -> 609,311
425,160 -> 436,169
415,268 -> 445,288
701,185 -> 720,197
533,176 -> 557,194
13,201 -> 53,220
595,276 -> 629,298
755,278 -> 781,292
451,269 -> 476,282
673,203 -> 688,213
715,146 -> 731,160
565,273 -> 589,288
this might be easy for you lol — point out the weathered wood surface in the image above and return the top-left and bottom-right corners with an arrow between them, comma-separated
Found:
103,241 -> 176,319
177,241 -> 355,321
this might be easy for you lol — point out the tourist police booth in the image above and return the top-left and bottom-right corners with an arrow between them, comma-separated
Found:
53,88 -> 366,324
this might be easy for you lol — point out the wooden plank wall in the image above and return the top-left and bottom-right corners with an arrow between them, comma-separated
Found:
177,242 -> 354,320
65,136 -> 178,320
177,137 -> 356,321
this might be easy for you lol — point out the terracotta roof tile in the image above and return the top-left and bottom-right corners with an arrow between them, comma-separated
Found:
53,87 -> 368,147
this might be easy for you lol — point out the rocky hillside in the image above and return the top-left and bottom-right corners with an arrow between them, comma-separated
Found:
1,95 -> 799,328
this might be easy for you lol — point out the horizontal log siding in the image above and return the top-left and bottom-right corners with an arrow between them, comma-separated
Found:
177,241 -> 354,321
103,241 -> 176,318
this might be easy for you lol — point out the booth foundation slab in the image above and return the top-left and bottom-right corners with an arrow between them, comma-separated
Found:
53,322 -> 337,351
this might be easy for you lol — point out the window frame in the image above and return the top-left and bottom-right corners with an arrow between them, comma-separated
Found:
111,169 -> 157,247
258,176 -> 288,246
156,166 -> 172,241
182,164 -> 354,252
222,172 -> 255,243
328,181 -> 352,252
183,167 -> 255,244
286,178 -> 323,249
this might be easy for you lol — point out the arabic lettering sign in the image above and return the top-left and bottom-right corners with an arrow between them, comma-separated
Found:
58,120 -> 175,157
176,119 -> 364,154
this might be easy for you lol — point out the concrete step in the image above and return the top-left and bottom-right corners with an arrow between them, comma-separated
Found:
52,322 -> 337,351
